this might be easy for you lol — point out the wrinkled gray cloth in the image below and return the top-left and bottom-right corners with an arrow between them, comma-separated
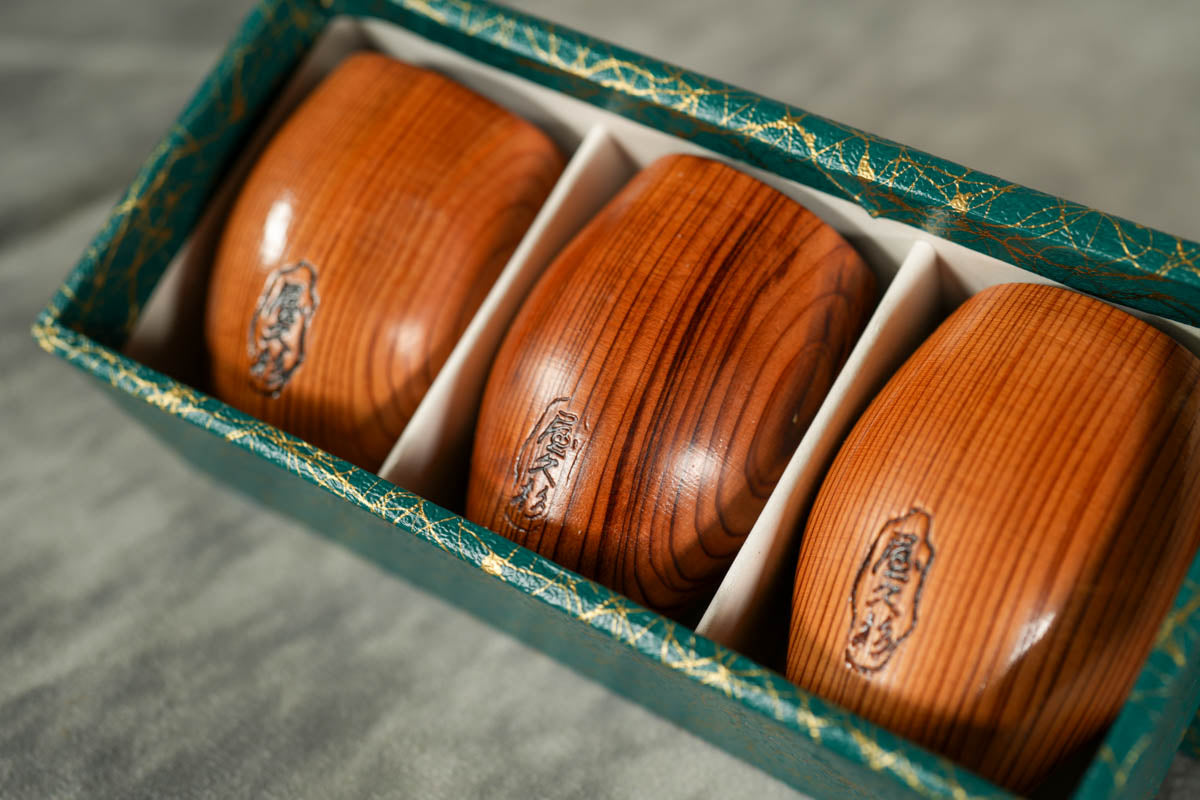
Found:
3,1 -> 1199,797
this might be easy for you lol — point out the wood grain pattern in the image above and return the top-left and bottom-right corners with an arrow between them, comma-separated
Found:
786,283 -> 1200,793
204,52 -> 563,471
467,154 -> 875,618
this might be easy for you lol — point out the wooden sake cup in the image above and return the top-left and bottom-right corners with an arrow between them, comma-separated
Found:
204,52 -> 563,470
787,283 -> 1200,792
467,154 -> 876,617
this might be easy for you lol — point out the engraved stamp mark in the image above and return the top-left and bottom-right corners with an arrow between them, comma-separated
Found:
505,397 -> 584,533
847,507 -> 934,673
247,261 -> 319,397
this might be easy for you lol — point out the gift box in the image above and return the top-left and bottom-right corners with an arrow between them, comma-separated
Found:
31,1 -> 1200,797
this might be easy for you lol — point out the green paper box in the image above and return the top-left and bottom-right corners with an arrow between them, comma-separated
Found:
31,1 -> 1200,797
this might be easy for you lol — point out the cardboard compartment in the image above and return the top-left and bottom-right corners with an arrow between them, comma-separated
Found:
39,3 -> 1200,798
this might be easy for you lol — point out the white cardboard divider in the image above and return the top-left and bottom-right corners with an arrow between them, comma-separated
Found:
377,126 -> 634,505
696,241 -> 939,654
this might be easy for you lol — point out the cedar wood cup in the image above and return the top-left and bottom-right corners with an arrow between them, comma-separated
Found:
467,154 -> 876,618
787,283 -> 1200,792
204,52 -> 563,470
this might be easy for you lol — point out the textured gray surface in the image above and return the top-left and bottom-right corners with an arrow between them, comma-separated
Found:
2,1 -> 1199,798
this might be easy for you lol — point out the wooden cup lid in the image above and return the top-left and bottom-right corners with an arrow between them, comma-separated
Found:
204,52 -> 563,470
468,154 -> 875,618
788,282 -> 1200,792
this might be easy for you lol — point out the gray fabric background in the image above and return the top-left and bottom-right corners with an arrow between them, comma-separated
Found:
3,1 -> 1199,797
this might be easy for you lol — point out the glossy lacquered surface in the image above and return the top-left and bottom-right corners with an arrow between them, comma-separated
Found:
787,283 -> 1200,792
467,154 -> 875,618
204,52 -> 563,470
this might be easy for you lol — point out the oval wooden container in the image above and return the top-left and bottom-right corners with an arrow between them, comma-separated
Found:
204,52 -> 563,471
786,283 -> 1200,793
467,154 -> 876,618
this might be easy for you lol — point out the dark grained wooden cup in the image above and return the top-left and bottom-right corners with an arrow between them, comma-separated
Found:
467,154 -> 876,618
204,52 -> 563,470
787,282 -> 1200,793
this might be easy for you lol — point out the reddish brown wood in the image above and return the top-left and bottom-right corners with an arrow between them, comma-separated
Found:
467,154 -> 875,618
204,52 -> 563,470
787,283 -> 1200,793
